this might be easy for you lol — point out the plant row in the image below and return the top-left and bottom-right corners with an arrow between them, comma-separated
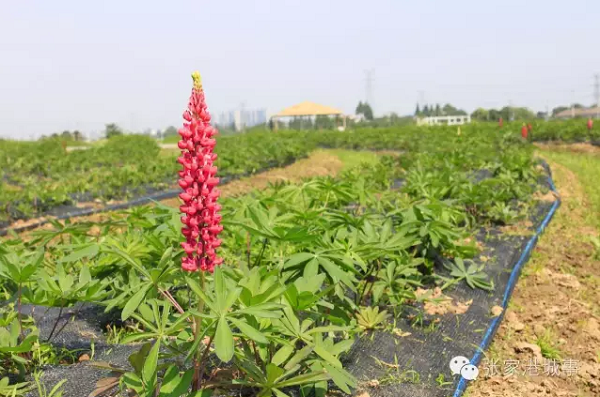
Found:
0,133 -> 312,226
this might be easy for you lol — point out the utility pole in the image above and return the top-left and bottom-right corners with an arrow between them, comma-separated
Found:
364,69 -> 374,106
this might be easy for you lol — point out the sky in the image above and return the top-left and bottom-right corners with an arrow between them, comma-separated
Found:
1,0 -> 599,139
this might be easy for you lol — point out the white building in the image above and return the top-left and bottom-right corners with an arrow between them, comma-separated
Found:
416,115 -> 471,126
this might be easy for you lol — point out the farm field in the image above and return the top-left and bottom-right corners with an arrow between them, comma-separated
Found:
0,123 -> 598,397
2,120 -> 598,233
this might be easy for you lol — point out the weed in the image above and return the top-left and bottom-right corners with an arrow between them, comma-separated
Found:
535,330 -> 562,359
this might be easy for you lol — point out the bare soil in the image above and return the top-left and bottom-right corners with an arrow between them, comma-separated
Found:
534,142 -> 600,154
467,159 -> 600,397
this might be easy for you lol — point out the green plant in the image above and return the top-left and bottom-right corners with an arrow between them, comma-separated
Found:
590,235 -> 600,260
32,372 -> 66,397
356,307 -> 390,331
535,330 -> 562,360
0,377 -> 30,396
441,258 -> 494,291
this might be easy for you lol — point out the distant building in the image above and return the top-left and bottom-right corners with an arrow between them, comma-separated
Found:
216,108 -> 268,131
555,106 -> 600,119
348,114 -> 366,123
416,115 -> 471,126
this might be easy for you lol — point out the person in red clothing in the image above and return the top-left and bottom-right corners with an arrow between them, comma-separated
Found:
587,118 -> 594,131
527,123 -> 532,133
521,123 -> 528,139
499,117 -> 503,127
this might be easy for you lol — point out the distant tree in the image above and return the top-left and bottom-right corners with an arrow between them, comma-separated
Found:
163,126 -> 178,137
363,103 -> 374,120
51,132 -> 59,139
61,130 -> 73,140
488,109 -> 501,121
415,104 -> 421,116
471,108 -> 489,121
73,130 -> 82,141
551,106 -> 569,117
423,105 -> 430,117
315,115 -> 334,130
536,111 -> 548,119
435,104 -> 441,116
268,118 -> 274,131
511,107 -> 536,120
355,101 -> 364,115
105,123 -> 123,139
355,101 -> 374,121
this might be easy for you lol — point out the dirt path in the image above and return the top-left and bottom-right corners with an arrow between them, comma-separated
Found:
467,158 -> 600,397
534,142 -> 600,155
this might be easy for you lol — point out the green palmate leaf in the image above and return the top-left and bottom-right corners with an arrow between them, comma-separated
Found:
229,317 -> 268,344
313,345 -> 342,368
79,264 -> 91,285
142,340 -> 160,387
306,325 -> 349,335
271,344 -> 295,366
214,317 -> 234,362
121,285 -> 150,321
238,303 -> 284,318
158,366 -> 193,397
59,244 -> 99,263
266,363 -> 286,384
283,345 -> 313,371
317,257 -> 355,288
158,246 -> 173,268
123,373 -> 144,393
303,258 -> 319,278
185,276 -> 217,313
283,253 -> 314,269
322,363 -> 356,394
277,370 -> 330,387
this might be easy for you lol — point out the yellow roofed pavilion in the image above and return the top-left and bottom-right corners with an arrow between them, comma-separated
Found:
271,101 -> 347,131
273,101 -> 344,118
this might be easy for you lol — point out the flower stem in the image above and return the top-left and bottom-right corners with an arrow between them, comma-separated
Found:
193,271 -> 206,391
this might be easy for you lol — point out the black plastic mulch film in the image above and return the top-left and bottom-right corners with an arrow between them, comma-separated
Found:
12,164 -> 559,397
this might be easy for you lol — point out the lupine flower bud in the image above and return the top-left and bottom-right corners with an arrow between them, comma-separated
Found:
178,71 -> 224,272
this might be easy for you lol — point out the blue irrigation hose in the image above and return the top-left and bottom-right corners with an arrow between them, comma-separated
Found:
452,169 -> 560,397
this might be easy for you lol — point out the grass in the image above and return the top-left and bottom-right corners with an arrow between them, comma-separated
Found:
541,150 -> 600,228
324,149 -> 383,171
535,329 -> 562,359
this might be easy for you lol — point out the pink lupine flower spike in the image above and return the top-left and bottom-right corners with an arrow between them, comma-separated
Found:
178,72 -> 223,273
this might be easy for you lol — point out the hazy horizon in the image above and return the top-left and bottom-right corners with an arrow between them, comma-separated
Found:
1,0 -> 599,139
